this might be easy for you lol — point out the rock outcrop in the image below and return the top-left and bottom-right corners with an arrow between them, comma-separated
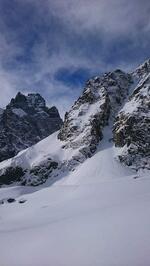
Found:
113,61 -> 150,170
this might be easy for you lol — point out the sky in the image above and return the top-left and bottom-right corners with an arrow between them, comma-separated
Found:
0,0 -> 150,116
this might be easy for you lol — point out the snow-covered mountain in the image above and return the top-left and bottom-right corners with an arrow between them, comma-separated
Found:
0,59 -> 149,186
0,92 -> 63,162
0,59 -> 150,266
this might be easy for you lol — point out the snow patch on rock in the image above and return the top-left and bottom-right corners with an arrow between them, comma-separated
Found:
12,108 -> 27,117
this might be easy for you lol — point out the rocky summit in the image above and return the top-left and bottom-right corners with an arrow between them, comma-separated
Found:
0,92 -> 63,162
58,69 -> 132,157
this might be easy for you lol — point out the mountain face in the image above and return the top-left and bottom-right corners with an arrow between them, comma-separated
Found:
0,92 -> 63,162
113,60 -> 150,169
0,59 -> 149,186
58,70 -> 132,157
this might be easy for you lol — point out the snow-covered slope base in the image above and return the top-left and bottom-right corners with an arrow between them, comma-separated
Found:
0,127 -> 149,266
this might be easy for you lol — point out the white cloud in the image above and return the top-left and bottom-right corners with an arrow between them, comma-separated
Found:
0,0 -> 149,115
0,32 -> 23,106
0,68 -> 18,107
45,0 -> 150,37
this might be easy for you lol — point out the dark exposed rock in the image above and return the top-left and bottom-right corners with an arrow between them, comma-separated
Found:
0,92 -> 63,162
0,199 -> 4,204
0,166 -> 25,186
21,159 -> 59,186
0,198 -> 16,204
7,198 -> 16,203
18,199 -> 27,204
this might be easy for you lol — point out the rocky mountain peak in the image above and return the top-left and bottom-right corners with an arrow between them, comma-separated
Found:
8,92 -> 46,112
26,93 -> 46,110
132,58 -> 150,78
58,69 -> 132,158
0,92 -> 63,162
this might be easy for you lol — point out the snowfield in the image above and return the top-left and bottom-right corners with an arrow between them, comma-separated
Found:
0,127 -> 150,266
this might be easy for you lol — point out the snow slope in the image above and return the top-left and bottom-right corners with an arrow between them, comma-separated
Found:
0,131 -> 73,169
0,125 -> 150,266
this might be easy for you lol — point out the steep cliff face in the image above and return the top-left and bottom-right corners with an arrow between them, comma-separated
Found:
113,61 -> 150,170
58,70 -> 132,157
0,92 -> 63,162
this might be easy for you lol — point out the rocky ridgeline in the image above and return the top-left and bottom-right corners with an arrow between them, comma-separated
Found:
113,62 -> 150,170
0,92 -> 63,162
58,70 -> 132,157
132,58 -> 150,79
